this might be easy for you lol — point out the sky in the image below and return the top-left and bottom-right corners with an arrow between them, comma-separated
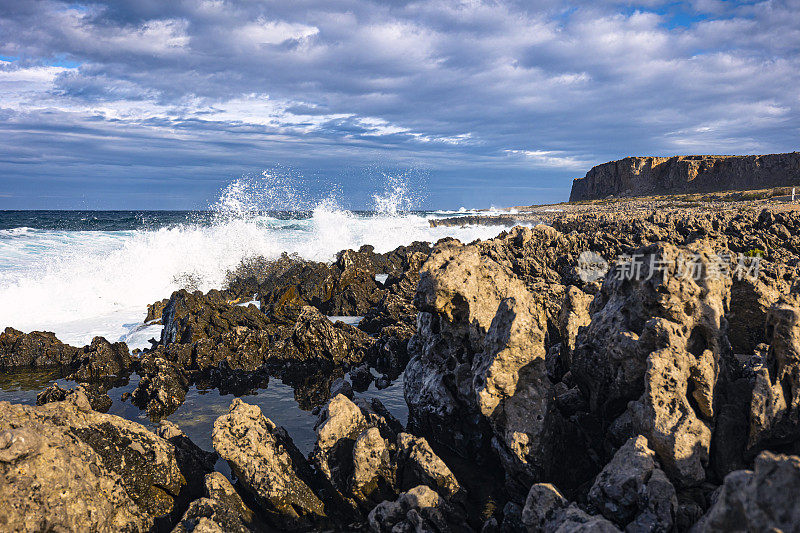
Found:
0,0 -> 798,210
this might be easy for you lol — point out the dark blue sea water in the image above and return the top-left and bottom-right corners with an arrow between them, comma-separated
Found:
0,205 -> 508,458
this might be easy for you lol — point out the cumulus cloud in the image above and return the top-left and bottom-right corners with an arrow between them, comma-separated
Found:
0,0 -> 797,208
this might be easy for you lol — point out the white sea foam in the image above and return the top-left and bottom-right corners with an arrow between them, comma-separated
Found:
0,177 -> 509,348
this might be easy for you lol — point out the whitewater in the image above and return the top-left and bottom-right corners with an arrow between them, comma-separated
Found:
0,177 -> 512,350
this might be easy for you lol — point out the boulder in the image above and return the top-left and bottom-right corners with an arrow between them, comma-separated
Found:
282,306 -> 373,365
521,483 -> 621,533
0,393 -> 203,531
396,432 -> 463,501
310,394 -> 370,493
587,435 -> 676,531
310,391 -> 472,521
0,327 -> 80,369
161,289 -> 273,345
212,398 -> 327,530
131,355 -> 190,418
69,336 -> 133,383
0,328 -> 136,386
172,472 -> 259,533
320,249 -> 383,316
368,485 -> 471,533
246,254 -> 337,322
692,451 -> 800,532
360,292 -> 417,335
36,382 -> 113,413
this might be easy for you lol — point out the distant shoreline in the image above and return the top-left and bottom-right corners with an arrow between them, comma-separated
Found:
431,185 -> 800,227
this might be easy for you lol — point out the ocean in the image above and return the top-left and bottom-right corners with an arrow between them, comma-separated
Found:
0,182 -> 514,454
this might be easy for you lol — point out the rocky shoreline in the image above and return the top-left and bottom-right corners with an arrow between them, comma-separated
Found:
3,199 -> 800,531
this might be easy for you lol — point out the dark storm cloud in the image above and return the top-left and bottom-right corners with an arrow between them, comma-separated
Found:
0,0 -> 798,208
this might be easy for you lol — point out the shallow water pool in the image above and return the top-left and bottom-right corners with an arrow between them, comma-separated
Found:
0,368 -> 408,460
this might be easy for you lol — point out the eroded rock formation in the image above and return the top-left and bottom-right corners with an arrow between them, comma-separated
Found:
569,152 -> 800,201
5,201 -> 800,531
0,392 -> 211,531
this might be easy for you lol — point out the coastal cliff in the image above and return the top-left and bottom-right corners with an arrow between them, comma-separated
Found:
569,152 -> 800,201
5,201 -> 800,531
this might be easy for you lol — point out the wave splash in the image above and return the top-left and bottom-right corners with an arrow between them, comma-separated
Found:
0,173 -> 507,347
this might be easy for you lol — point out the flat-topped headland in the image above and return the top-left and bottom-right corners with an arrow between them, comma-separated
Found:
430,187 -> 800,229
569,152 -> 800,201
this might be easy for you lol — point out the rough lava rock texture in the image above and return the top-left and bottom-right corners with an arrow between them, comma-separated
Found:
521,483 -> 621,533
403,201 -> 800,530
368,485 -> 471,533
0,327 -> 81,369
0,328 -> 132,384
172,472 -> 260,533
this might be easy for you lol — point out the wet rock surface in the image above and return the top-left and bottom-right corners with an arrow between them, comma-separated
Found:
0,327 -> 82,369
4,201 -> 800,531
124,243 -> 429,418
0,327 -> 134,381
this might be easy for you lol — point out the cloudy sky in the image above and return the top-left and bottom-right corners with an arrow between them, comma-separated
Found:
0,0 -> 797,209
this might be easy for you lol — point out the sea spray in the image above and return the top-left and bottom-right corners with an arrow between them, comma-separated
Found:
0,175 -> 510,347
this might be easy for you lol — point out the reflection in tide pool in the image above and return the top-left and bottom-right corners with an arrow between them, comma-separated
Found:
0,368 -> 408,463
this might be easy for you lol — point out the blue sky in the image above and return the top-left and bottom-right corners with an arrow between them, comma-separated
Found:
0,0 -> 797,209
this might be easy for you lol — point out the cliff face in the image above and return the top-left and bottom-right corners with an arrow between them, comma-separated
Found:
569,152 -> 800,201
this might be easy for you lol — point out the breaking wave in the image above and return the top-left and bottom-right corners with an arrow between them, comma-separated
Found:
0,173 -> 510,347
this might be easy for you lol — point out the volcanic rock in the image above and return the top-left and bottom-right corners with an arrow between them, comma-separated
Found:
521,483 -> 620,533
69,336 -> 133,383
132,354 -> 190,418
172,472 -> 259,533
36,382 -> 113,412
368,485 -> 471,533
